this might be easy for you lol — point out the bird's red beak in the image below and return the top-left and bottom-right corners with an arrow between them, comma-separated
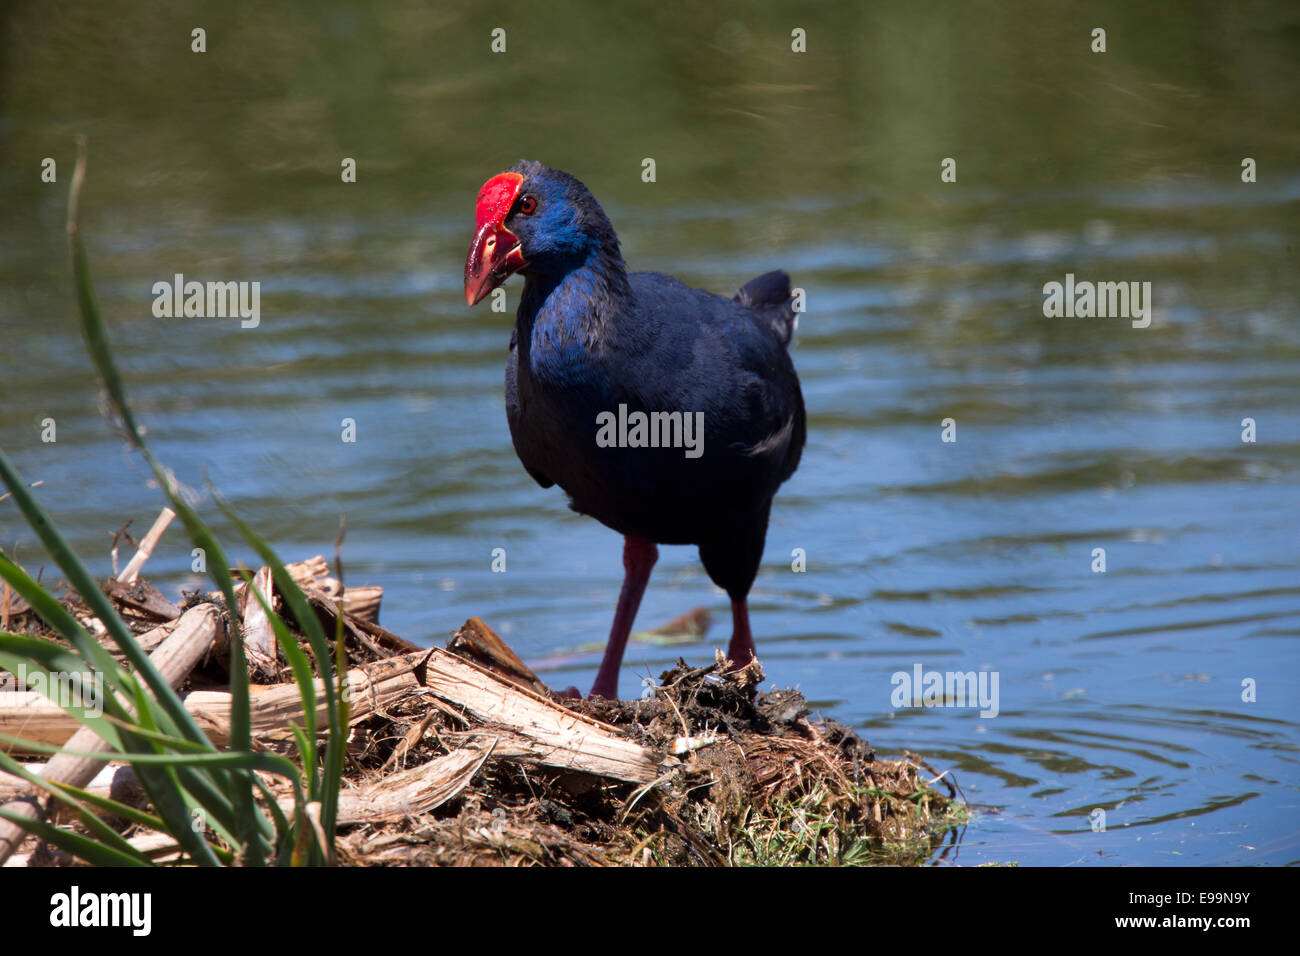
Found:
465,171 -> 529,306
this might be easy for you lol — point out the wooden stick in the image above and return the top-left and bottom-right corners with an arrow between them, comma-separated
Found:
1,745 -> 491,839
4,648 -> 660,784
0,603 -> 221,865
117,507 -> 175,585
0,610 -> 209,748
5,828 -> 190,867
1,644 -> 405,752
0,480 -> 43,504
419,649 -> 660,782
0,762 -> 142,810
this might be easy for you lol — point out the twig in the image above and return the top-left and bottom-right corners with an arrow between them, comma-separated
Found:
378,710 -> 437,774
0,480 -> 44,504
109,519 -> 134,579
117,507 -> 175,584
657,684 -> 692,738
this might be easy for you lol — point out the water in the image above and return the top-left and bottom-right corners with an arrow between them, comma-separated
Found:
2,1 -> 1297,865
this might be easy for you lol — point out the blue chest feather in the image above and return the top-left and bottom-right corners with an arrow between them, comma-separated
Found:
522,262 -> 617,390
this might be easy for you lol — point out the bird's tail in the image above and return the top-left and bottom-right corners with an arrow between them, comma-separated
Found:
734,270 -> 798,347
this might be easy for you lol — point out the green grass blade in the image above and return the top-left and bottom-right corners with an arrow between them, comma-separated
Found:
0,551 -> 139,700
0,733 -> 300,779
252,775 -> 297,863
0,750 -> 154,864
98,715 -> 222,754
0,640 -> 128,751
0,631 -> 222,865
240,567 -> 319,786
0,808 -> 152,867
0,452 -> 213,752
214,494 -> 342,844
47,781 -> 167,837
55,776 -> 238,865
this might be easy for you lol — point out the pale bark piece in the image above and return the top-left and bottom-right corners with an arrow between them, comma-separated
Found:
326,745 -> 491,824
241,566 -> 278,678
340,585 -> 382,624
415,647 -> 660,784
286,555 -> 331,585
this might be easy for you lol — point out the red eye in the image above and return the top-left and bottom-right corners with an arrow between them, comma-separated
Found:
518,195 -> 536,215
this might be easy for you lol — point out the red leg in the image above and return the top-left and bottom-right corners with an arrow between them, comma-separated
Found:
726,599 -> 757,670
590,536 -> 658,699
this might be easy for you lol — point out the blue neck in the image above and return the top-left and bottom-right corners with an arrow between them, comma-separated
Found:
518,248 -> 631,382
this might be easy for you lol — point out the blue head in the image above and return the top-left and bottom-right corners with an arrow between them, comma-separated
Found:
465,160 -> 624,306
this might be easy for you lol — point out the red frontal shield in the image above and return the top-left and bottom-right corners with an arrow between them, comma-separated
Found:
465,172 -> 528,306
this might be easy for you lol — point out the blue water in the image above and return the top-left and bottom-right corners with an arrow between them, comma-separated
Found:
2,0 -> 1297,865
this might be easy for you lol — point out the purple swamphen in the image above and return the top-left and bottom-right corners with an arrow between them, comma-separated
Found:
464,160 -> 805,699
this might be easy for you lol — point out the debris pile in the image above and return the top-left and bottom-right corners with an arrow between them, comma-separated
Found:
1,534 -> 964,867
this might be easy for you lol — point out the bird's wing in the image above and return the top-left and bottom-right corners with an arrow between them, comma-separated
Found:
505,325 -> 556,488
617,272 -> 806,484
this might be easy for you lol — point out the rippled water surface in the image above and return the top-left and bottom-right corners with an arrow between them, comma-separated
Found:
2,1 -> 1298,864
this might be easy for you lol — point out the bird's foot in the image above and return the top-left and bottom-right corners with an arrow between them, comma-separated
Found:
724,643 -> 757,671
725,598 -> 757,671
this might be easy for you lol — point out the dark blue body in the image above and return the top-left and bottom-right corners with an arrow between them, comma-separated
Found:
500,160 -> 805,600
